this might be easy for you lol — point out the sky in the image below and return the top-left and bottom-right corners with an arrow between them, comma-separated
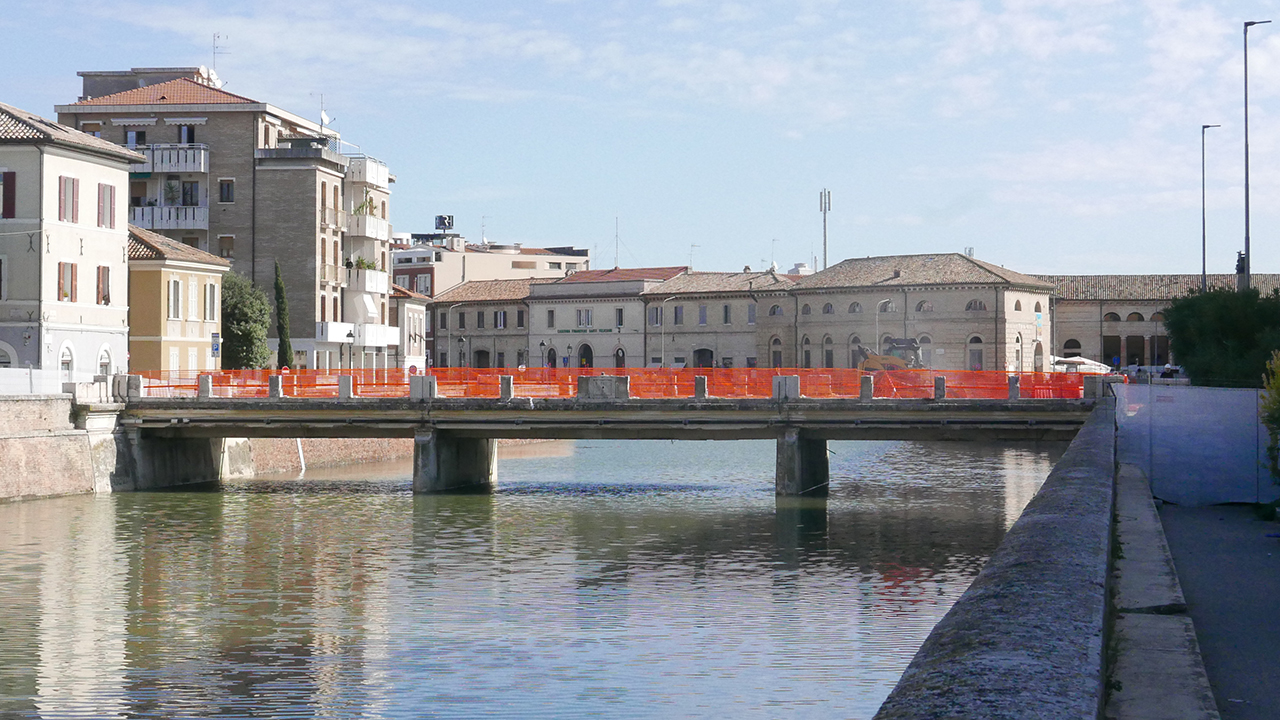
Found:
6,0 -> 1280,276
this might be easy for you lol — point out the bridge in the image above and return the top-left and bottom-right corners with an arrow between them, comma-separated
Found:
103,369 -> 1102,496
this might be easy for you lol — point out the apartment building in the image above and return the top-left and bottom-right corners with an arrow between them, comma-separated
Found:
388,284 -> 429,371
391,232 -> 589,298
0,101 -> 142,379
433,278 -> 550,368
56,66 -> 397,371
126,224 -> 229,372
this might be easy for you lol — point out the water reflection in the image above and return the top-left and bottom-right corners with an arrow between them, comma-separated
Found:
0,439 -> 1061,719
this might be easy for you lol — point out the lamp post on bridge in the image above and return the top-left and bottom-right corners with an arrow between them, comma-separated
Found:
1202,123 -> 1220,293
1243,19 -> 1270,291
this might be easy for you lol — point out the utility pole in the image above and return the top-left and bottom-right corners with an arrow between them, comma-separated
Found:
819,189 -> 831,270
1244,20 -> 1270,291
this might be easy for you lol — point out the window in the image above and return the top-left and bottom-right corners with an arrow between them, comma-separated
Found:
915,300 -> 933,312
439,311 -> 448,330
95,266 -> 110,305
218,235 -> 234,258
181,181 -> 200,207
517,310 -> 526,328
414,275 -> 431,294
0,256 -> 5,300
182,237 -> 198,248
548,262 -> 562,270
58,262 -> 77,302
95,184 -> 116,228
615,308 -> 624,327
495,310 -> 506,329
848,302 -> 862,313
476,311 -> 485,329
321,295 -> 327,322
723,304 -> 731,324
771,337 -> 783,368
746,357 -> 758,368
823,336 -> 834,368
219,179 -> 235,203
58,176 -> 79,223
965,299 -> 988,311
188,279 -> 198,320
178,125 -> 196,143
822,303 -> 834,314
333,297 -> 339,322
167,279 -> 181,318
1151,312 -> 1166,322
673,305 -> 683,325
576,308 -> 593,327
81,122 -> 102,138
1034,302 -> 1043,313
1126,312 -> 1145,322
1063,339 -> 1082,358
801,304 -> 811,315
547,309 -> 555,328
204,283 -> 217,321
769,304 -> 782,316
458,312 -> 466,329
395,274 -> 408,287
649,306 -> 662,326
698,304 -> 708,325
125,130 -> 146,147
496,352 -> 505,368
1014,300 -> 1023,311
0,171 -> 14,219
747,303 -> 756,325
878,300 -> 896,313
1103,312 -> 1121,322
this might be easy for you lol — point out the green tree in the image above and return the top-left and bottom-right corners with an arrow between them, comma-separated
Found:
274,261 -> 293,369
1164,288 -> 1280,387
220,270 -> 271,369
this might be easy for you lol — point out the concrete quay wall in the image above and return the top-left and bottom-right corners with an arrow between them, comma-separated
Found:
875,398 -> 1116,720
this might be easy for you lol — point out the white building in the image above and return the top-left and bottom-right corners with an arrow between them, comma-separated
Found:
0,101 -> 143,381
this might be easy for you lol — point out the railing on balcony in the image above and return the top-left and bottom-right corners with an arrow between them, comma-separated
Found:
319,264 -> 347,285
347,213 -> 391,241
315,321 -> 356,344
352,269 -> 389,295
320,207 -> 346,230
355,323 -> 398,347
129,205 -> 209,230
129,144 -> 210,174
346,155 -> 390,189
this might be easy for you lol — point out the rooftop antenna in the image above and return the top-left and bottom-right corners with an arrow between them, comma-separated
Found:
819,188 -> 831,270
212,33 -> 229,72
689,243 -> 700,269
771,238 -> 780,267
317,94 -> 334,133
614,216 -> 620,269
481,215 -> 488,244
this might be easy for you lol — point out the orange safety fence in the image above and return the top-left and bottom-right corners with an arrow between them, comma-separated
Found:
133,367 -> 1086,400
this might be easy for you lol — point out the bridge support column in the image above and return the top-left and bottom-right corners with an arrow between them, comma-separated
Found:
413,428 -> 496,493
776,428 -> 828,497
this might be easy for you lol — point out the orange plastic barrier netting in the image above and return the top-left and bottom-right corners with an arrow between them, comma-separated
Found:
135,367 -> 1085,400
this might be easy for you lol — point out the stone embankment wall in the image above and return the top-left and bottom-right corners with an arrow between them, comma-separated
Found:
875,398 -> 1116,720
0,396 -> 105,500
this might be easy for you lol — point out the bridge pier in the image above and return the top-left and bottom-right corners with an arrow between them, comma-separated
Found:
413,428 -> 496,493
776,428 -> 829,497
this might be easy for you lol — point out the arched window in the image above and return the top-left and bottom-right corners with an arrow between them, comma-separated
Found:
1151,312 -> 1166,322
918,335 -> 932,367
771,337 -> 783,368
1063,338 -> 1082,358
849,335 -> 862,346
320,295 -> 327,322
98,348 -> 112,376
1034,302 -> 1042,313
801,336 -> 812,368
878,300 -> 896,313
801,304 -> 812,315
822,303 -> 834,314
1127,312 -> 1145,322
769,304 -> 782,316
848,302 -> 862,313
915,300 -> 933,312
1014,300 -> 1022,311
969,336 -> 983,344
0,347 -> 10,368
822,336 -> 834,368
965,299 -> 988,312
1104,312 -> 1121,322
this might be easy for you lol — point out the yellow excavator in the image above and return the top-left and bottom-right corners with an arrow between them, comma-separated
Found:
853,338 -> 923,371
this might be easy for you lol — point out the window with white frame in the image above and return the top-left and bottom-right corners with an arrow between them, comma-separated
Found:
96,183 -> 116,228
576,308 -> 592,327
204,283 -> 217,321
495,310 -> 506,329
168,279 -> 182,319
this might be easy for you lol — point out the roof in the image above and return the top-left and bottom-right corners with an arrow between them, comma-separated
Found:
390,284 -> 429,300
1036,273 -> 1280,301
0,101 -> 144,162
641,270 -> 796,297
432,277 -> 555,304
69,77 -> 258,106
558,266 -> 688,283
795,253 -> 1053,291
127,225 -> 230,267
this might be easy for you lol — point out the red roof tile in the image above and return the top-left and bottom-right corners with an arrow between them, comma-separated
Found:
72,77 -> 258,106
558,266 -> 687,283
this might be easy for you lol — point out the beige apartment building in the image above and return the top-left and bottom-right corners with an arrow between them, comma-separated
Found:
126,225 -> 229,372
0,101 -> 142,381
388,284 -> 430,371
434,278 -> 549,368
55,66 -> 397,371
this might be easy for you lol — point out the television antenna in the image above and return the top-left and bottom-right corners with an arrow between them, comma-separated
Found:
212,33 -> 229,72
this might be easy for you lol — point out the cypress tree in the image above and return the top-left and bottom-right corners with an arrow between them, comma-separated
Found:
274,261 -> 293,369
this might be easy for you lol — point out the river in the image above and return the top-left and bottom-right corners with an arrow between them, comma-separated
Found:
0,438 -> 1063,719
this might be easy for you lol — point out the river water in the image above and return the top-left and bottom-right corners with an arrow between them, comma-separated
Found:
0,438 -> 1063,719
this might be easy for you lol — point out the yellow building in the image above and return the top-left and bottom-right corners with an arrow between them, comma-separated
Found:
127,224 -> 229,372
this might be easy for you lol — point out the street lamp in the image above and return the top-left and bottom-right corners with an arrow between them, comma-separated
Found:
1202,124 -> 1220,292
659,296 -> 677,367
457,335 -> 466,367
539,340 -> 547,368
1244,19 -> 1270,291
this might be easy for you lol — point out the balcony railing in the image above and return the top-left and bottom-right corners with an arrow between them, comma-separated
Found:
346,155 -> 390,189
128,144 -> 210,174
315,321 -> 356,343
129,205 -> 209,230
347,213 -> 391,241
355,323 -> 398,347
319,264 -> 347,285
352,269 -> 389,295
320,207 -> 346,230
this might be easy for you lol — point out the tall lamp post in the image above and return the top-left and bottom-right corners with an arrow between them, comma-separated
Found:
1244,20 -> 1270,291
457,335 -> 466,368
1202,123 -> 1220,292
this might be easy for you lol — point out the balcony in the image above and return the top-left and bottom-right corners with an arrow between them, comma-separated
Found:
355,322 -> 398,347
320,206 -> 346,231
346,155 -> 390,189
319,264 -> 347,286
130,205 -> 208,230
347,213 -> 391,241
130,144 -> 210,174
351,269 -> 389,295
316,321 -> 356,344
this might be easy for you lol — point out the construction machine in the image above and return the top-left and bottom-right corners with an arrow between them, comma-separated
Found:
853,338 -> 923,371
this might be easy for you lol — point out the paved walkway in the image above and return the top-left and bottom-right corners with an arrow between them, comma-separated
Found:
1160,504 -> 1280,720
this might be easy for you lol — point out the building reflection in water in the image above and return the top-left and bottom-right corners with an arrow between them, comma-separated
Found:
0,437 -> 1062,719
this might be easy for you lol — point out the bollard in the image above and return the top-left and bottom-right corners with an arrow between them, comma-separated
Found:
772,375 -> 801,401
694,375 -> 708,400
1083,375 -> 1099,399
859,374 -> 874,400
933,375 -> 946,400
198,374 -> 213,399
1008,374 -> 1020,400
338,375 -> 354,400
500,375 -> 515,401
269,375 -> 283,399
126,375 -> 143,401
410,375 -> 438,401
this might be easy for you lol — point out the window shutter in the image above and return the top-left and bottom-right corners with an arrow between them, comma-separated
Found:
97,183 -> 105,227
57,262 -> 65,299
71,179 -> 79,224
1,172 -> 14,219
70,263 -> 78,302
106,185 -> 115,229
58,176 -> 66,221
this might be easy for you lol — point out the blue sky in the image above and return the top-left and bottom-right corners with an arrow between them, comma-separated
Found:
6,0 -> 1280,275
